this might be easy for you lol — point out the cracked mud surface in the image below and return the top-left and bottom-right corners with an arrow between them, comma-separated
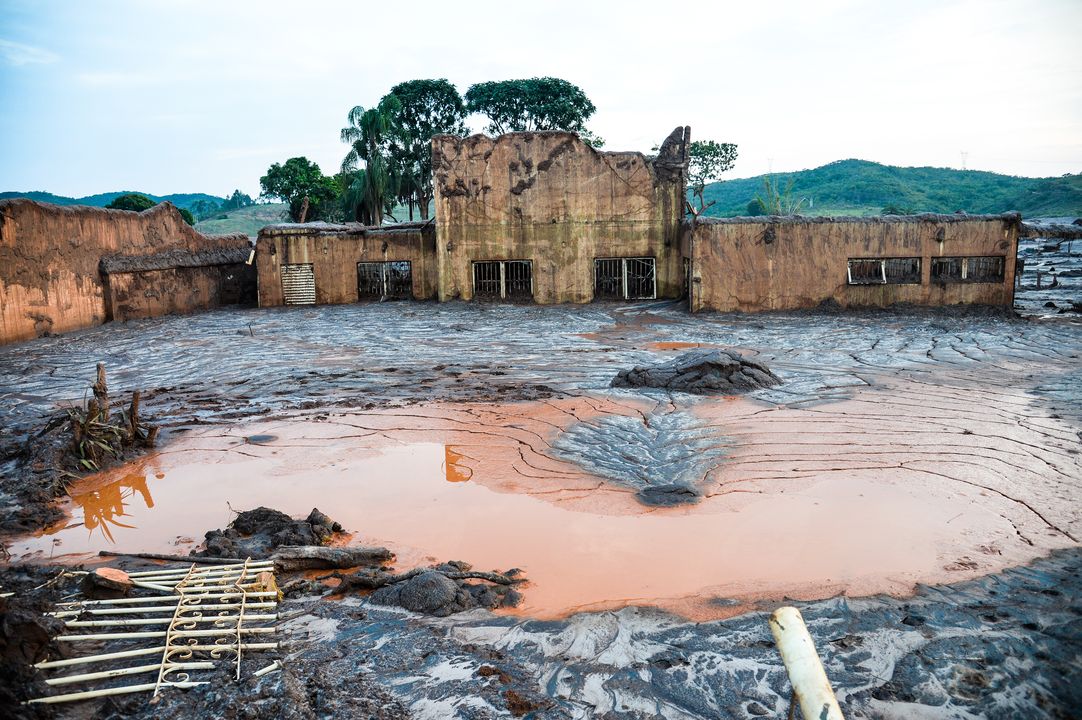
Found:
1,299 -> 1081,717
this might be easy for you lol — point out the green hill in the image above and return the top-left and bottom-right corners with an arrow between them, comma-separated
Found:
195,203 -> 287,237
699,160 -> 1082,218
0,190 -> 226,212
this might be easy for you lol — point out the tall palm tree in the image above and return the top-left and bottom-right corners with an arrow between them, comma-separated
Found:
340,96 -> 401,225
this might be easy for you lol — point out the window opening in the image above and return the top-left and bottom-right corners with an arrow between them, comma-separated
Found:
472,260 -> 533,301
358,261 -> 412,301
594,257 -> 657,300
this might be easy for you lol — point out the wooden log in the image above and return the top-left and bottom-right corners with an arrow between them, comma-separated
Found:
271,545 -> 394,571
80,568 -> 133,599
93,363 -> 109,423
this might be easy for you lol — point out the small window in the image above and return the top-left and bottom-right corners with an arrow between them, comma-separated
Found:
594,257 -> 657,300
472,260 -> 533,301
931,256 -> 1005,283
358,261 -> 412,301
281,263 -> 315,305
847,258 -> 921,285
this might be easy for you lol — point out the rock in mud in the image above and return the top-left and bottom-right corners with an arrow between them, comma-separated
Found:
612,348 -> 781,394
198,506 -> 343,558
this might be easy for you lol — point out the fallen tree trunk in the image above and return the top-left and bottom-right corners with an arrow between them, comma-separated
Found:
270,545 -> 394,571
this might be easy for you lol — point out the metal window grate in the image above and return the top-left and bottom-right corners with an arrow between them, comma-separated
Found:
931,257 -> 964,282
883,257 -> 921,284
966,256 -> 1005,282
505,261 -> 533,299
931,256 -> 1004,283
848,258 -> 921,285
280,263 -> 315,305
594,257 -> 657,300
472,261 -> 502,298
625,258 -> 656,299
358,261 -> 413,301
472,260 -> 533,301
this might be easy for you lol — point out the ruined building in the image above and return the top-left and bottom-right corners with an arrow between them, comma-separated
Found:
254,126 -> 1018,313
1,127 -> 1019,346
0,199 -> 255,345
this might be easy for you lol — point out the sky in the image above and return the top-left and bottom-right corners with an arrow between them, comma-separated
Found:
1,0 -> 1080,199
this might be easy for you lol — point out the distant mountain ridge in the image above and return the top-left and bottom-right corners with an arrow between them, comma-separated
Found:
700,159 -> 1082,218
0,190 -> 226,212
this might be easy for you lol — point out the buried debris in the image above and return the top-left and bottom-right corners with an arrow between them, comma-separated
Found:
339,561 -> 525,617
272,545 -> 394,571
27,559 -> 280,706
198,506 -> 345,559
612,348 -> 781,394
67,363 -> 158,474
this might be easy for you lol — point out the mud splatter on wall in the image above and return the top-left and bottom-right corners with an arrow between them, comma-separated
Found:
432,128 -> 690,303
0,199 -> 252,344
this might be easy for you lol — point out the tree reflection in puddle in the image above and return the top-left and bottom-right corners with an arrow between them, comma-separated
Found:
66,473 -> 154,543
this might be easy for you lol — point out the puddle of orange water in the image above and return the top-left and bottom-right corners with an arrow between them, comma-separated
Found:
8,394 -> 1058,621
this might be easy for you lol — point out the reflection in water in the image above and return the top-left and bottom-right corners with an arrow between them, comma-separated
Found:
67,473 -> 154,543
444,445 -> 472,483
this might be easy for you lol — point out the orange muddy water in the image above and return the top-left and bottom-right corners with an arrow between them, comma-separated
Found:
11,389 -> 1078,621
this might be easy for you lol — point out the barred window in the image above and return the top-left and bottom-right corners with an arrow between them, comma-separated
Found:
931,256 -> 1005,283
847,258 -> 921,285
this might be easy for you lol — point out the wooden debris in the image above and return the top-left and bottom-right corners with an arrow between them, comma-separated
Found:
80,568 -> 133,599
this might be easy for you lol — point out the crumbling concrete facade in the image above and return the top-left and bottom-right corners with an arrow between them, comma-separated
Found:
255,222 -> 437,306
431,127 -> 690,303
685,214 -> 1019,312
0,199 -> 254,345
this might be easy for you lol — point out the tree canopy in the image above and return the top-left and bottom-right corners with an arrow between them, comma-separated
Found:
259,157 -> 340,223
384,79 -> 467,219
464,77 -> 603,146
686,140 -> 738,216
105,193 -> 156,212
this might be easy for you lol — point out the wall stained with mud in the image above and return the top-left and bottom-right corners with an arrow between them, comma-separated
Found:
0,199 -> 251,344
432,128 -> 690,303
104,264 -> 256,322
686,214 -> 1019,312
255,223 -> 437,306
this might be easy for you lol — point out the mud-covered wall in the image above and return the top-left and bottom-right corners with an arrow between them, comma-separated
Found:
686,214 -> 1019,312
0,199 -> 251,344
255,222 -> 437,306
103,256 -> 256,322
432,128 -> 689,303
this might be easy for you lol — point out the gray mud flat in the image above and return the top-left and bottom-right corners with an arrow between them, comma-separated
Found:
1,297 -> 1081,717
97,548 -> 1078,720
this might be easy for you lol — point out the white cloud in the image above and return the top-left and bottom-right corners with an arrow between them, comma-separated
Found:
0,39 -> 59,66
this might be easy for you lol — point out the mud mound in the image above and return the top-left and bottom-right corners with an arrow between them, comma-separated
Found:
612,349 -> 781,394
366,562 -> 524,617
198,507 -> 342,558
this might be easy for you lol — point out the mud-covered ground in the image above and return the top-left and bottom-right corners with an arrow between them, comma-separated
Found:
1,236 -> 1081,718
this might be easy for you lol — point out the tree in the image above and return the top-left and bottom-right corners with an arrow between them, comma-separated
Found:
340,96 -> 401,225
106,193 -> 156,212
383,79 -> 467,220
221,190 -> 253,212
464,77 -> 604,147
178,208 -> 196,226
259,157 -> 340,223
686,141 -> 738,217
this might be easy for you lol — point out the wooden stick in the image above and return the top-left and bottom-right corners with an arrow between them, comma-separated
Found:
99,551 -> 247,565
